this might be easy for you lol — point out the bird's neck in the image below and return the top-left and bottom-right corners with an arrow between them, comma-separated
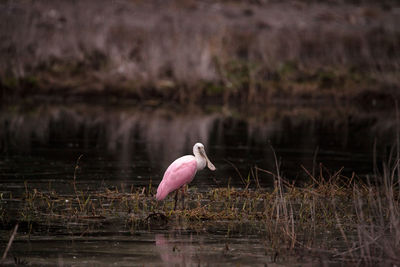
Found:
194,152 -> 206,170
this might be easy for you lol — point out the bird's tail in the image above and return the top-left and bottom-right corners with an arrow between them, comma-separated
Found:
156,182 -> 168,200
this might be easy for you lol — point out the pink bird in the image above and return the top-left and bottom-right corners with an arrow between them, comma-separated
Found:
156,143 -> 216,209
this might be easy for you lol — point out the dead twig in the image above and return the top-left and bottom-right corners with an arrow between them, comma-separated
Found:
2,224 -> 19,261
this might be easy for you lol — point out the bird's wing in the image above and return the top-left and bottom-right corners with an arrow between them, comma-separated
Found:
156,156 -> 197,200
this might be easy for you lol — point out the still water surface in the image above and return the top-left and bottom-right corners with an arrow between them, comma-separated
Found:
0,102 -> 396,265
1,103 -> 395,192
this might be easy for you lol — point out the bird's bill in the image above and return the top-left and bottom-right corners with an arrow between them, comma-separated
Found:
201,149 -> 216,171
207,159 -> 216,171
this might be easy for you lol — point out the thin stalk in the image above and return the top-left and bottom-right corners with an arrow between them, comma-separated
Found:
1,224 -> 18,261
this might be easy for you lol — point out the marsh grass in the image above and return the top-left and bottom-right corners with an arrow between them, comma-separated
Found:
1,154 -> 399,265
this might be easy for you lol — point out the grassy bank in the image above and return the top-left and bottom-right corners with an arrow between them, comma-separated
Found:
1,159 -> 399,265
1,0 -> 399,104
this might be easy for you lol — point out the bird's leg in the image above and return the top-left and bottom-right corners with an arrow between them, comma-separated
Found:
174,190 -> 179,211
181,186 -> 185,210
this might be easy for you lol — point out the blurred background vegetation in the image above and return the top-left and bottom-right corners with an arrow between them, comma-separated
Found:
0,0 -> 399,105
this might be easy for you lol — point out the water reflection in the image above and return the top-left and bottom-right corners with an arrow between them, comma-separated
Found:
0,103 -> 397,193
154,231 -> 269,266
155,234 -> 195,265
0,105 -> 219,168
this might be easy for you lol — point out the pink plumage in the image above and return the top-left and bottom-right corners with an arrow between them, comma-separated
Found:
156,143 -> 216,206
156,155 -> 197,200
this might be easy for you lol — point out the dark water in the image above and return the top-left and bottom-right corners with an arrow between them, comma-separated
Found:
2,228 -> 327,266
0,102 -> 397,265
0,103 -> 396,193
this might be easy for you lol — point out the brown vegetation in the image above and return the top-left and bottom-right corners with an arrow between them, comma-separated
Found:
1,0 -> 399,103
1,157 -> 399,265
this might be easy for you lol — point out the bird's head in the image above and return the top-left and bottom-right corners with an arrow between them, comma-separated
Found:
193,143 -> 216,171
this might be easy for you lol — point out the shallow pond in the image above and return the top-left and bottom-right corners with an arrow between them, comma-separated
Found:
0,102 -> 397,265
1,102 -> 395,193
1,228 -> 332,266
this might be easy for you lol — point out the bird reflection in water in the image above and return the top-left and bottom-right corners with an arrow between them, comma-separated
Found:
155,234 -> 197,266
